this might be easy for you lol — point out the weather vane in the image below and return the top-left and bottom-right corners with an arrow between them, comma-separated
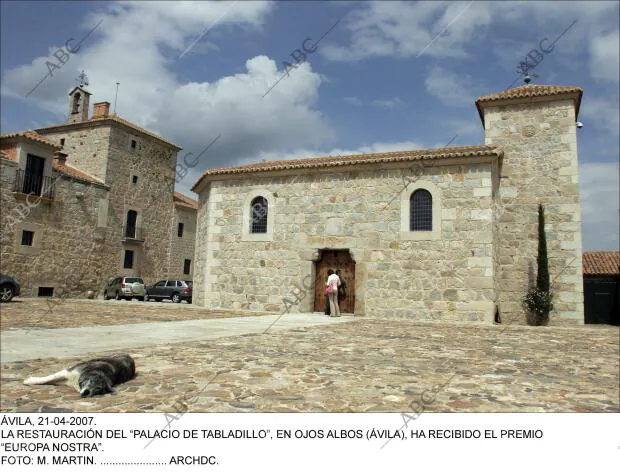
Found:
76,70 -> 89,88
516,60 -> 539,84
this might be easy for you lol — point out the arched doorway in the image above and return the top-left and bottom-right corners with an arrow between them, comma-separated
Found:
313,249 -> 356,314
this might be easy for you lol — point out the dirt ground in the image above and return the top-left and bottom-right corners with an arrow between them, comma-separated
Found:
0,298 -> 272,331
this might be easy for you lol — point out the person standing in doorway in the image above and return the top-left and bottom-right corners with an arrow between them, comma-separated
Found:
324,271 -> 331,316
336,269 -> 347,313
326,269 -> 341,317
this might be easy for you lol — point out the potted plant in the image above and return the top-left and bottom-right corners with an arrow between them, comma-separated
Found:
522,204 -> 553,326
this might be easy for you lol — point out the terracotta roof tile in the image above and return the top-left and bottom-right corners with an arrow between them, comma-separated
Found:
173,191 -> 198,209
475,83 -> 583,125
583,251 -> 620,276
0,130 -> 62,149
52,161 -> 106,186
192,144 -> 502,191
476,84 -> 583,103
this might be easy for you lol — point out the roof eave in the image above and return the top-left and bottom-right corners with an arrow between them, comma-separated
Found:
191,150 -> 502,194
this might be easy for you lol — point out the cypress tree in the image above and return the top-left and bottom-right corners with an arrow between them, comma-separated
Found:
536,204 -> 550,293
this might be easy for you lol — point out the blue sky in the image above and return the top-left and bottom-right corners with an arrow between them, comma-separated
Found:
1,1 -> 618,250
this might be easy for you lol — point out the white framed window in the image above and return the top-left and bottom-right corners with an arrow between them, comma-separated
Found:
241,188 -> 275,242
400,180 -> 441,241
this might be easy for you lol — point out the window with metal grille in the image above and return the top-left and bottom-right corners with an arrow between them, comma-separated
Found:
410,189 -> 432,231
250,196 -> 268,234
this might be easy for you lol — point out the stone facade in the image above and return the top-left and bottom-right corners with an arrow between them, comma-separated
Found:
192,83 -> 585,324
0,86 -> 198,297
1,150 -> 111,297
193,159 -> 499,323
482,99 -> 583,324
168,200 -> 197,280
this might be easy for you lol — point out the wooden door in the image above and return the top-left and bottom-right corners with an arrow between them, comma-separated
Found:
313,250 -> 355,314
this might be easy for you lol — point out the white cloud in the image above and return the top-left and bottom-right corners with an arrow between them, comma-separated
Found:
1,1 -> 338,173
371,97 -> 403,109
344,96 -> 363,106
579,161 -> 620,250
425,66 -> 480,107
581,94 -> 620,137
589,30 -> 620,84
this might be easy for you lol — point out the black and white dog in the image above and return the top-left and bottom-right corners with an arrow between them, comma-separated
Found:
24,355 -> 136,397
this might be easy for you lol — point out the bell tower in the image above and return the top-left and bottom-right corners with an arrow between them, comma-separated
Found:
67,71 -> 91,124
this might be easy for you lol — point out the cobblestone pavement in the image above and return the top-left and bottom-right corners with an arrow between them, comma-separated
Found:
1,314 -> 618,413
0,298 -> 272,331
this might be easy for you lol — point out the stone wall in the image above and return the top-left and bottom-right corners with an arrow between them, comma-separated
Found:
194,161 -> 497,322
39,123 -> 182,283
484,99 -> 584,324
104,125 -> 179,283
0,157 -> 113,298
168,204 -> 197,281
40,127 -> 112,182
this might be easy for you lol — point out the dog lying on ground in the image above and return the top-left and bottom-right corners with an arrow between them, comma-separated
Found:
23,354 -> 136,397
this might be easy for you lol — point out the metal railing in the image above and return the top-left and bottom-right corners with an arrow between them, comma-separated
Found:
13,170 -> 55,199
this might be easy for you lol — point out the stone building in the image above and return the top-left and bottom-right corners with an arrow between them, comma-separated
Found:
191,82 -> 584,324
0,85 -> 197,297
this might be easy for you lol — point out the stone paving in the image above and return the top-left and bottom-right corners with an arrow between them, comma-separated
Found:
1,300 -> 618,413
0,298 -> 272,331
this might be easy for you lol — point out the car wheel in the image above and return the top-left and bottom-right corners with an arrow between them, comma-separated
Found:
0,284 -> 14,303
115,291 -> 121,301
171,293 -> 181,303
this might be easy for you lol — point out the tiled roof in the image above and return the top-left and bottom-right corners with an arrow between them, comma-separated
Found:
583,251 -> 620,276
52,161 -> 106,186
0,130 -> 62,149
476,84 -> 583,103
192,145 -> 502,191
173,191 -> 198,210
35,114 -> 182,150
475,83 -> 583,125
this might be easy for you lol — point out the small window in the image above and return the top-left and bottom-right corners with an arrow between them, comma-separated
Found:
250,196 -> 268,234
21,230 -> 34,246
132,175 -> 138,184
123,250 -> 134,269
37,287 -> 54,297
166,280 -> 176,287
410,189 -> 433,231
183,259 -> 191,275
60,138 -> 65,147
178,222 -> 184,237
131,140 -> 137,150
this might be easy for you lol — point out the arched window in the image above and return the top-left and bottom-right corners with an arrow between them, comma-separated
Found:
250,196 -> 268,234
410,189 -> 432,231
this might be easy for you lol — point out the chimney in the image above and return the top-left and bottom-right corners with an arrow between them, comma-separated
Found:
53,151 -> 68,166
92,101 -> 111,119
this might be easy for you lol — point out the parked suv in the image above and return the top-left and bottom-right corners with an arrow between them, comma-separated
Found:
146,280 -> 192,303
104,277 -> 146,301
0,273 -> 21,303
